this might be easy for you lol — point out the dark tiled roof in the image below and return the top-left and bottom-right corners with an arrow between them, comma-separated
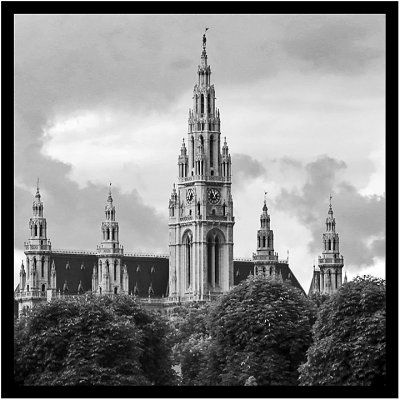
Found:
48,253 -> 304,297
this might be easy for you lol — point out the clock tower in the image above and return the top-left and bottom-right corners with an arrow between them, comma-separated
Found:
168,33 -> 234,301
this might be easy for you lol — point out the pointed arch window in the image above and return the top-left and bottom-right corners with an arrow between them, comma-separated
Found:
107,228 -> 110,240
111,228 -> 115,241
114,260 -> 117,281
191,137 -> 194,168
41,257 -> 45,277
328,239 -> 331,250
207,93 -> 211,114
263,236 -> 266,247
201,94 -> 204,114
39,224 -> 43,237
34,224 -> 38,237
210,135 -> 214,167
207,237 -> 212,284
185,235 -> 192,288
215,236 -> 220,285
267,236 -> 271,248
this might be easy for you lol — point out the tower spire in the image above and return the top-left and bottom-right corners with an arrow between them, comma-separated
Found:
35,177 -> 41,200
328,193 -> 333,216
108,182 -> 113,203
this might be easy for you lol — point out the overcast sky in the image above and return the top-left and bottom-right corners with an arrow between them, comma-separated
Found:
14,14 -> 385,291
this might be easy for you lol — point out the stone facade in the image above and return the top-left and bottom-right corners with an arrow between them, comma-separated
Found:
15,34 -> 310,316
308,198 -> 345,295
168,35 -> 234,302
252,196 -> 292,283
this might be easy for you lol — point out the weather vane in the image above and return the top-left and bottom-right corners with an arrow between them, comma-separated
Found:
203,27 -> 210,48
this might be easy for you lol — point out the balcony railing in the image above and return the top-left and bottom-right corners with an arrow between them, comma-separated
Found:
97,246 -> 124,255
24,242 -> 52,251
178,175 -> 230,183
318,256 -> 344,264
15,291 -> 47,299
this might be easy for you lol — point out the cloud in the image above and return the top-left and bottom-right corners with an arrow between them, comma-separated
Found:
273,155 -> 385,272
281,15 -> 384,75
15,180 -> 169,255
231,153 -> 266,186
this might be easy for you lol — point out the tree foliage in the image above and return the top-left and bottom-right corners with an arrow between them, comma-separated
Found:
171,276 -> 315,386
167,302 -> 213,385
299,275 -> 386,386
14,295 -> 177,386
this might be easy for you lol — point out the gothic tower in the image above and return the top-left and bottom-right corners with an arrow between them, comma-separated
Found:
17,180 -> 52,313
253,195 -> 284,280
93,185 -> 127,295
309,196 -> 344,295
168,33 -> 234,301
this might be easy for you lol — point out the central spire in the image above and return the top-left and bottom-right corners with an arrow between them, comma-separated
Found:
201,28 -> 209,67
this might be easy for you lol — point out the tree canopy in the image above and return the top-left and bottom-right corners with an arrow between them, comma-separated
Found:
299,275 -> 386,386
174,276 -> 316,386
14,295 -> 177,386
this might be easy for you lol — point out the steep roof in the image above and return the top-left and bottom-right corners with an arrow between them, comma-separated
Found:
23,251 -> 304,298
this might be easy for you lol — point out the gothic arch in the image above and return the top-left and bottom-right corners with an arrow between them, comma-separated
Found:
41,256 -> 45,278
206,228 -> 225,288
182,230 -> 193,289
210,135 -> 214,167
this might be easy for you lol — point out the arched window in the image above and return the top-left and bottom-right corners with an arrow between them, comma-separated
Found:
33,257 -> 37,269
27,285 -> 29,292
41,257 -> 45,277
263,236 -> 266,247
39,224 -> 43,237
114,261 -> 117,281
195,95 -> 198,113
34,224 -> 38,236
111,228 -> 115,241
201,94 -> 204,114
191,137 -> 194,168
199,135 -> 204,147
207,93 -> 211,114
332,239 -> 335,251
99,261 -> 102,280
114,287 -> 118,294
258,236 -> 261,248
328,239 -> 331,250
210,135 -> 214,167
41,284 -> 45,292
267,236 -> 271,248
215,237 -> 220,285
207,237 -> 212,284
270,267 -> 273,275
106,228 -> 110,240
185,235 -> 192,288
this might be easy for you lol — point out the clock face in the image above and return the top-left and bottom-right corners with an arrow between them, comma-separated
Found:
186,189 -> 194,204
208,188 -> 221,204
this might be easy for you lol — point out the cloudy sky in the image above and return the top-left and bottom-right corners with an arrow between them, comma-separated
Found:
14,14 -> 385,291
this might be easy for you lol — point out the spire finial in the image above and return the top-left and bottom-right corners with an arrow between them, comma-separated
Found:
35,177 -> 41,198
203,27 -> 209,50
329,193 -> 332,207
264,191 -> 268,203
107,182 -> 113,203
